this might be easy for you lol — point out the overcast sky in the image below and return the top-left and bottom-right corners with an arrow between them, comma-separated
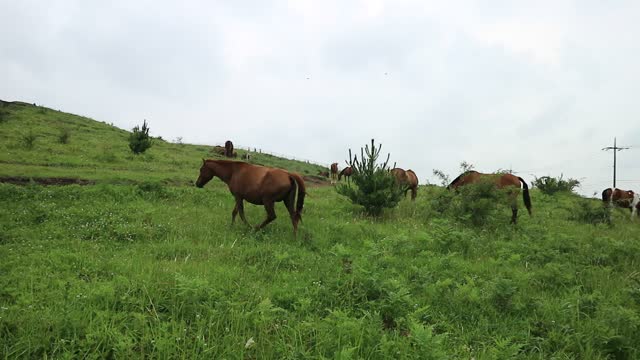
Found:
2,0 -> 640,196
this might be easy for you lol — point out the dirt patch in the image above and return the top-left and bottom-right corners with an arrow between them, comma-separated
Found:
0,176 -> 95,186
303,175 -> 332,187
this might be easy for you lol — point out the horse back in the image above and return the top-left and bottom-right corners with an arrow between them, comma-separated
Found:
230,164 -> 292,204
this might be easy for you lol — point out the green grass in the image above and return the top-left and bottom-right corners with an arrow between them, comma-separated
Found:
0,101 -> 326,183
1,100 -> 640,358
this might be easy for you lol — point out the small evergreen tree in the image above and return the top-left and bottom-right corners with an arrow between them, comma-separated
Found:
336,139 -> 404,216
128,120 -> 153,154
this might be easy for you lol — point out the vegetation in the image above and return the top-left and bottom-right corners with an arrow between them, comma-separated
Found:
58,127 -> 71,144
533,175 -> 581,195
336,139 -> 404,216
0,101 -> 325,183
129,120 -> 153,154
1,101 -> 639,358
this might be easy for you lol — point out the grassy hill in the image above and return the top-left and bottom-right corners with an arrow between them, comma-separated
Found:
0,100 -> 327,184
1,100 -> 640,359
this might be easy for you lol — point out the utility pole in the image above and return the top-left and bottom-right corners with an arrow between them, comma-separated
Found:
602,137 -> 630,188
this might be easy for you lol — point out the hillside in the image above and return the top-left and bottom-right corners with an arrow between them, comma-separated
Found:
1,100 -> 640,358
0,100 -> 327,184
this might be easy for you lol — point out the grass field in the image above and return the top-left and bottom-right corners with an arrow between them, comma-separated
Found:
1,101 -> 640,359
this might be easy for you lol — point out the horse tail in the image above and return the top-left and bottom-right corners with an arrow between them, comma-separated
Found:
518,176 -> 532,215
290,173 -> 306,222
602,188 -> 611,202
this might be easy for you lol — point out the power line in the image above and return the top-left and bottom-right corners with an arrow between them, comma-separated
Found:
602,137 -> 631,188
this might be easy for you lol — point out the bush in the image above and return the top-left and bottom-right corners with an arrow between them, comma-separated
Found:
21,131 -> 37,150
0,108 -> 8,123
128,120 -> 153,154
570,199 -> 611,225
58,128 -> 71,144
452,180 -> 504,226
533,175 -> 580,195
336,139 -> 404,216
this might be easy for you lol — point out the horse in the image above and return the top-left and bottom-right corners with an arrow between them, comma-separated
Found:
318,170 -> 329,178
338,166 -> 353,184
447,171 -> 532,224
330,163 -> 339,184
602,188 -> 639,218
224,140 -> 234,157
195,159 -> 306,236
391,168 -> 418,200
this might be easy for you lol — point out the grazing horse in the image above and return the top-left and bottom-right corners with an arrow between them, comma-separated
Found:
330,163 -> 339,184
195,159 -> 306,236
338,166 -> 353,183
391,168 -> 418,200
318,170 -> 330,178
224,140 -> 234,158
447,171 -> 532,224
602,188 -> 639,218
212,146 -> 226,156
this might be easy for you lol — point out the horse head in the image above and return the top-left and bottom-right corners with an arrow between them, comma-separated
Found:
195,159 -> 215,188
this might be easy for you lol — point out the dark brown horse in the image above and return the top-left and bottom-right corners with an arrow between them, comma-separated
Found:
224,140 -> 234,157
195,160 -> 306,236
391,168 -> 418,200
318,170 -> 330,178
602,188 -> 639,218
338,166 -> 353,183
330,163 -> 339,184
448,171 -> 532,224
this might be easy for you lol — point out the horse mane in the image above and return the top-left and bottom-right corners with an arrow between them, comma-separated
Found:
448,170 -> 476,188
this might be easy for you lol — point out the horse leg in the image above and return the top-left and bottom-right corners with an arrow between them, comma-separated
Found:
510,193 -> 518,224
411,187 -> 417,201
236,198 -> 250,226
256,201 -> 277,230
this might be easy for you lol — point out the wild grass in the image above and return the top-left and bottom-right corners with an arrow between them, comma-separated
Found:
1,101 -> 639,358
1,183 -> 639,359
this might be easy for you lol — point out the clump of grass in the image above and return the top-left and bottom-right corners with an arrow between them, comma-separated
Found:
21,131 -> 37,149
58,128 -> 71,144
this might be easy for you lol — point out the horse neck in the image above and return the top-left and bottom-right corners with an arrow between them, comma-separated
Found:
208,161 -> 234,183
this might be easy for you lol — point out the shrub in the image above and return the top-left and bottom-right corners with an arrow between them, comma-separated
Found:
533,175 -> 580,195
0,108 -> 8,123
128,120 -> 153,154
58,128 -> 71,144
336,139 -> 404,216
570,199 -> 611,225
21,131 -> 37,149
452,180 -> 504,226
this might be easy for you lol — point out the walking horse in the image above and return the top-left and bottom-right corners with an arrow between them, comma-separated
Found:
195,160 -> 306,237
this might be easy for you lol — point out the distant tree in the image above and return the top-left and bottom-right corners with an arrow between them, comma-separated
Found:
128,120 -> 153,154
336,139 -> 404,216
533,175 -> 580,195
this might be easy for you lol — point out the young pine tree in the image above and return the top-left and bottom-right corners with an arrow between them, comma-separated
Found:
336,139 -> 404,216
129,120 -> 153,154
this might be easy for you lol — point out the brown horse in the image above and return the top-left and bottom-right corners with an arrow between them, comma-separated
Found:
224,140 -> 234,157
391,168 -> 418,200
602,188 -> 639,217
338,166 -> 353,183
448,171 -> 532,224
330,163 -> 339,184
195,159 -> 306,236
318,170 -> 330,178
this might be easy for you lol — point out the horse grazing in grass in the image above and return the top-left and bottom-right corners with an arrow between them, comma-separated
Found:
448,171 -> 532,224
318,170 -> 329,178
602,188 -> 639,218
391,168 -> 418,200
338,166 -> 353,183
330,163 -> 339,184
195,159 -> 306,236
